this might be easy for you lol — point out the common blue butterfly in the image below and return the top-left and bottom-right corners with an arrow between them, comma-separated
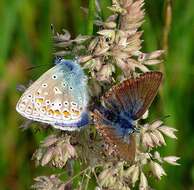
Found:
94,72 -> 163,160
16,58 -> 89,131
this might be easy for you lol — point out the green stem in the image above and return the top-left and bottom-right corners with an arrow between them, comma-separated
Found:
63,167 -> 90,187
85,169 -> 91,190
92,167 -> 102,189
86,0 -> 95,35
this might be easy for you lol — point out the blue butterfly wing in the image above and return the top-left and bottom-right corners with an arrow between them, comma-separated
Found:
94,72 -> 162,160
48,60 -> 89,129
103,72 -> 163,120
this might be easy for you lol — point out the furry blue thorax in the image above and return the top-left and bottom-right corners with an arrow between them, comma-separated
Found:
97,105 -> 135,138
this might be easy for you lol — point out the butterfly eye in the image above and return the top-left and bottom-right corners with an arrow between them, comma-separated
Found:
69,86 -> 73,90
52,75 -> 57,79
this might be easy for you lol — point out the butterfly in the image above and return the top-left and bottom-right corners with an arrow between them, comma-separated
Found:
16,58 -> 89,131
93,72 -> 163,161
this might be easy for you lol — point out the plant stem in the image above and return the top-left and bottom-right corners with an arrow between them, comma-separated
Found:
63,167 -> 90,187
160,0 -> 172,95
65,161 -> 73,190
92,167 -> 102,189
85,169 -> 91,190
87,0 -> 95,35
162,0 -> 172,67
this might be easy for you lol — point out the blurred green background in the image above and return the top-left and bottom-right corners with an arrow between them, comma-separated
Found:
0,0 -> 194,189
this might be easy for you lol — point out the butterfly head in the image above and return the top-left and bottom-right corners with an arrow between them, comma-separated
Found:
54,56 -> 63,65
55,58 -> 75,70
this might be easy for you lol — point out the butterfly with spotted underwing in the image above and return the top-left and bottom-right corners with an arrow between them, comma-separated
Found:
16,58 -> 89,131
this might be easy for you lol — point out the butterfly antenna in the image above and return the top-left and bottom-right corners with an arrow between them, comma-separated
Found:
150,114 -> 171,124
51,24 -> 55,35
162,114 -> 171,120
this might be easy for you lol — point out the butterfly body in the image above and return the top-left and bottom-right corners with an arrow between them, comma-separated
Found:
97,106 -> 135,140
94,72 -> 163,160
16,59 -> 89,130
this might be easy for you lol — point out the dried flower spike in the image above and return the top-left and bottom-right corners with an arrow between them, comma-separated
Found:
29,0 -> 180,190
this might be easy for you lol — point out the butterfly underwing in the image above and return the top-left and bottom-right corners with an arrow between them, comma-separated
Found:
94,71 -> 163,161
16,59 -> 89,131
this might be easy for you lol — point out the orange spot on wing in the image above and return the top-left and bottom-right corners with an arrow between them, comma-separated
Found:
54,109 -> 61,116
41,106 -> 47,112
63,111 -> 70,118
48,109 -> 54,116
